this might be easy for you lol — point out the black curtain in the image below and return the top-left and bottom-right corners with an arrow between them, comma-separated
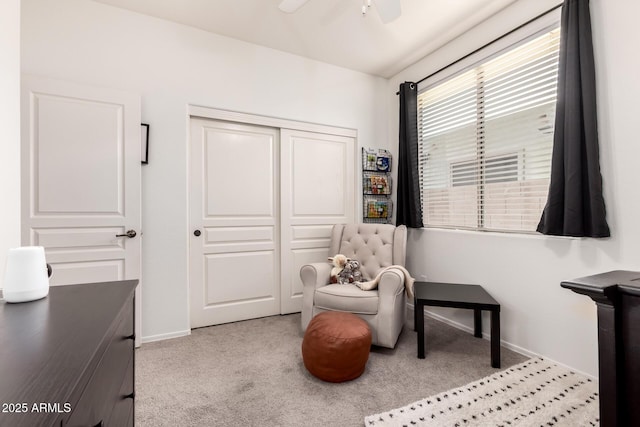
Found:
537,0 -> 610,237
396,82 -> 423,228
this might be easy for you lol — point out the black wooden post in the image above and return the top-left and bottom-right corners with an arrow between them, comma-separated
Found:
561,270 -> 640,427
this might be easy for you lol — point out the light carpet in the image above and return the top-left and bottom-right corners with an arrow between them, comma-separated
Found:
135,313 -> 527,426
365,357 -> 599,426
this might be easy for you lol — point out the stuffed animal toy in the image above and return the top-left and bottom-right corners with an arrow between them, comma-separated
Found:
337,259 -> 363,284
328,254 -> 348,284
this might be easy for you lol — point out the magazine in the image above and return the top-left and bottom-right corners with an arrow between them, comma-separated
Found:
365,199 -> 390,219
364,173 -> 391,195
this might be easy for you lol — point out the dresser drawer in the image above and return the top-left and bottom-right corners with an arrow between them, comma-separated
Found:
65,298 -> 134,427
106,353 -> 134,427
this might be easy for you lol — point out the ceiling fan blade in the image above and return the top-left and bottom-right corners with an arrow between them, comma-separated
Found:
373,0 -> 401,23
279,0 -> 310,13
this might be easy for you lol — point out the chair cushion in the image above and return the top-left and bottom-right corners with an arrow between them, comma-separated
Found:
301,311 -> 372,382
314,284 -> 378,315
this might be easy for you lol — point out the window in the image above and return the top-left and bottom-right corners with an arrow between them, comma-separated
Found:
418,27 -> 560,232
451,153 -> 519,188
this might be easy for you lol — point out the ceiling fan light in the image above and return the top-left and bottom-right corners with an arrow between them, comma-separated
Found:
279,0 -> 402,23
374,0 -> 401,24
278,0 -> 309,13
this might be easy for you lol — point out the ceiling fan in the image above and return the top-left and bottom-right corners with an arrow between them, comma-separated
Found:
278,0 -> 402,24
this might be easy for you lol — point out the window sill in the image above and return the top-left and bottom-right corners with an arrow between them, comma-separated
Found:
418,226 -> 584,241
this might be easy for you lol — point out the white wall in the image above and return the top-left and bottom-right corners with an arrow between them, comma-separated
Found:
389,0 -> 640,377
0,0 -> 21,289
21,0 -> 388,341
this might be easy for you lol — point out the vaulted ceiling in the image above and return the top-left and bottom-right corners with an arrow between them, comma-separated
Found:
93,0 -> 517,78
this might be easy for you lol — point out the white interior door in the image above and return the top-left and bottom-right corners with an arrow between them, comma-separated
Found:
21,75 -> 142,345
280,129 -> 356,314
189,118 -> 280,328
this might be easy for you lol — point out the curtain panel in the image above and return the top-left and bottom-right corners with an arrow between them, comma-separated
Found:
537,0 -> 610,237
396,82 -> 423,228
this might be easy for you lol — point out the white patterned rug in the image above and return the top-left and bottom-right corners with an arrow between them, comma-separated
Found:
365,358 -> 599,426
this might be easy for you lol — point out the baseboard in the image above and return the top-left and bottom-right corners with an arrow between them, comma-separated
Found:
406,304 -> 597,380
141,329 -> 191,344
535,354 -> 597,380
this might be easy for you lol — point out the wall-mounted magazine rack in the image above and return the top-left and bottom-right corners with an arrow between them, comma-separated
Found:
362,148 -> 392,224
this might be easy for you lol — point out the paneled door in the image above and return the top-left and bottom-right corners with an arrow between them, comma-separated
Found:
280,129 -> 355,313
21,75 -> 142,345
190,119 -> 280,328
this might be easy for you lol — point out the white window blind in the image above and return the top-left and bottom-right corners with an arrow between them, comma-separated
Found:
418,27 -> 560,232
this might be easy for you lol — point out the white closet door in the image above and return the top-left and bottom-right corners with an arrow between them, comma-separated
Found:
21,75 -> 142,345
280,129 -> 356,314
189,118 -> 280,328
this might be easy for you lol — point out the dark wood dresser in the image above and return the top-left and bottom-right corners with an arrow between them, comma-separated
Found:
0,280 -> 138,427
561,270 -> 640,427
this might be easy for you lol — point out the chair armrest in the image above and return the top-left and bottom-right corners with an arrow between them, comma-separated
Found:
301,262 -> 333,331
377,268 -> 406,298
376,267 -> 407,348
300,262 -> 332,290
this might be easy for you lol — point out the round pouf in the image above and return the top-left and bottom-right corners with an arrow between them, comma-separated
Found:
302,311 -> 372,382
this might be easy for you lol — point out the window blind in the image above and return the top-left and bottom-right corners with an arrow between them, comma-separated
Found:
418,27 -> 560,232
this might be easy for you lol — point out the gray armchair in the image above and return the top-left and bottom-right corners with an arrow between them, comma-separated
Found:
300,223 -> 408,348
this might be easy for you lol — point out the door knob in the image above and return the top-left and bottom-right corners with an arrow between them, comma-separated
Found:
116,229 -> 137,238
194,230 -> 201,237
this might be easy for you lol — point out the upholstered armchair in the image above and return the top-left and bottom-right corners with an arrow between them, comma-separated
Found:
300,223 -> 408,348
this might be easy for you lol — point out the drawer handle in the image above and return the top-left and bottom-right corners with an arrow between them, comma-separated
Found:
125,392 -> 135,400
125,333 -> 136,341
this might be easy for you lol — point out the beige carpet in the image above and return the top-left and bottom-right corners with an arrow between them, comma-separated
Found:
366,357 -> 599,426
135,313 -> 527,426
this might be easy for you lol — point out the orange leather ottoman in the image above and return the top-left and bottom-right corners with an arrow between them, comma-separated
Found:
301,311 -> 372,382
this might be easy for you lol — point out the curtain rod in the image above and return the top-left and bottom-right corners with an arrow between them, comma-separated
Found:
396,3 -> 563,95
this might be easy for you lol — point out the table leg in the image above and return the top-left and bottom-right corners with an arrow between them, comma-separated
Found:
417,301 -> 425,359
491,309 -> 501,368
413,296 -> 417,332
473,309 -> 482,338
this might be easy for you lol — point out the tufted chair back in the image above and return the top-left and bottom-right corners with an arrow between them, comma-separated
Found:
328,223 -> 407,280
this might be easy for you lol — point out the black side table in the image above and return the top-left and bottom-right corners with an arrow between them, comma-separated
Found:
414,281 -> 501,368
